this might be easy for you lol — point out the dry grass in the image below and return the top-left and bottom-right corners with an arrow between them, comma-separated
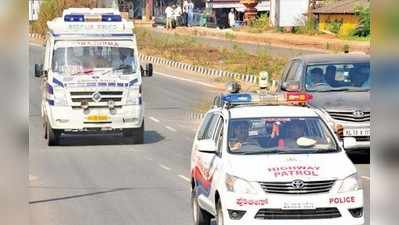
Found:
135,27 -> 288,79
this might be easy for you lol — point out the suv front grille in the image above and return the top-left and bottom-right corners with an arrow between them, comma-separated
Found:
255,207 -> 341,220
327,111 -> 370,122
259,180 -> 335,194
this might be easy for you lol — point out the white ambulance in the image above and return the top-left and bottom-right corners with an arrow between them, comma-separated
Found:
190,85 -> 364,225
34,8 -> 153,146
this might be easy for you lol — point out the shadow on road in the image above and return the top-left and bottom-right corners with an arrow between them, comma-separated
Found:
57,130 -> 164,146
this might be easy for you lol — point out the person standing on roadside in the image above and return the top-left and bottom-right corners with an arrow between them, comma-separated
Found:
182,0 -> 189,26
173,4 -> 182,27
228,8 -> 236,28
187,0 -> 194,27
165,4 -> 174,30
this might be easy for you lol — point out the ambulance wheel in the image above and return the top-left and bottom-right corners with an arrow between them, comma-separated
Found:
123,121 -> 144,144
191,189 -> 212,225
133,121 -> 144,144
46,123 -> 60,146
215,200 -> 224,225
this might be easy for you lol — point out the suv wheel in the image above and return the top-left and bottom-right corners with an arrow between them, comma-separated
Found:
191,189 -> 212,225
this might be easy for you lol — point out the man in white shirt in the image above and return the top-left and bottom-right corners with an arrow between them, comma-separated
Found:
182,0 -> 189,26
165,5 -> 173,30
173,4 -> 182,27
228,9 -> 236,28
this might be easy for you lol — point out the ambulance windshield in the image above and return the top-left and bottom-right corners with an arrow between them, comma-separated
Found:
52,41 -> 137,76
228,117 -> 338,154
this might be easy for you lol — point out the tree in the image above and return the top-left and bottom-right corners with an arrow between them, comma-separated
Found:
353,6 -> 370,37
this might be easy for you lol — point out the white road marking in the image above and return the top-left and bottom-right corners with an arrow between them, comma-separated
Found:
155,72 -> 218,89
159,164 -> 171,171
165,126 -> 177,132
149,116 -> 160,123
361,176 -> 370,181
178,175 -> 191,183
144,157 -> 153,161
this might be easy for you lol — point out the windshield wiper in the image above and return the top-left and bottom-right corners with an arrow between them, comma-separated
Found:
237,150 -> 281,155
312,87 -> 369,92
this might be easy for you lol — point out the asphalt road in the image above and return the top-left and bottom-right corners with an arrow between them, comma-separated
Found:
29,45 -> 369,225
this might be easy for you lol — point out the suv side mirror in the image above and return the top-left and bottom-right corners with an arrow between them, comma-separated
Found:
197,139 -> 217,154
34,64 -> 44,78
282,81 -> 300,92
145,63 -> 153,77
343,137 -> 357,150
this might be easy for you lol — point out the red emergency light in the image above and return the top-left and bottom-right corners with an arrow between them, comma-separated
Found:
285,92 -> 313,105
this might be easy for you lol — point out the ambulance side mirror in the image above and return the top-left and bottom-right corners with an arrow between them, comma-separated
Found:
145,63 -> 153,77
343,137 -> 357,150
34,64 -> 44,78
197,139 -> 217,154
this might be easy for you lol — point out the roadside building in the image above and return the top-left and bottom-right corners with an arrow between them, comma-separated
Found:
312,0 -> 370,36
269,0 -> 309,27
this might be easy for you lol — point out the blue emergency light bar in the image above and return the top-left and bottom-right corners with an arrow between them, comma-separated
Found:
223,93 -> 252,104
102,15 -> 122,22
64,14 -> 122,22
64,14 -> 84,22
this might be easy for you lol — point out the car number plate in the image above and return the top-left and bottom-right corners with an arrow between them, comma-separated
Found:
343,128 -> 370,137
86,114 -> 110,121
283,202 -> 315,209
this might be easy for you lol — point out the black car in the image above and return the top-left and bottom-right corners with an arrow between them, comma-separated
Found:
278,53 -> 370,153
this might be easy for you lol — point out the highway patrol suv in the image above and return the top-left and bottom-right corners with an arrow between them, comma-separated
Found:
34,8 -> 153,146
190,84 -> 364,225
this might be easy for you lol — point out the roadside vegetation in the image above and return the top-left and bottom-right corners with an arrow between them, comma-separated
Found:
135,27 -> 287,79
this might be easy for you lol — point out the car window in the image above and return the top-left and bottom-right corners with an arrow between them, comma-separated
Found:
227,117 -> 338,154
204,114 -> 220,140
286,61 -> 301,81
305,62 -> 370,91
281,61 -> 292,82
197,113 -> 214,140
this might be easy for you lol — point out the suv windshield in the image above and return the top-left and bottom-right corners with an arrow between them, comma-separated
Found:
228,117 -> 338,154
52,41 -> 137,76
305,62 -> 370,92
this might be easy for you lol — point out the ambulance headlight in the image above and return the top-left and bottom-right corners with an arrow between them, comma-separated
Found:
53,88 -> 67,106
126,86 -> 142,105
225,174 -> 259,195
339,173 -> 362,193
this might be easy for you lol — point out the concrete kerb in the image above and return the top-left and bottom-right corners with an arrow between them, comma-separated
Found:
138,53 -> 258,84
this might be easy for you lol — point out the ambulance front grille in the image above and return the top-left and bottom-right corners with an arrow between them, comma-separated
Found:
259,180 -> 335,194
69,91 -> 123,108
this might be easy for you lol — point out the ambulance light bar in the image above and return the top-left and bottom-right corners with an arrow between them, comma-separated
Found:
64,14 -> 122,22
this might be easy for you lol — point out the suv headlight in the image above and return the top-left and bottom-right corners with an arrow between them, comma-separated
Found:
126,85 -> 142,105
225,174 -> 259,195
53,88 -> 67,106
339,173 -> 362,193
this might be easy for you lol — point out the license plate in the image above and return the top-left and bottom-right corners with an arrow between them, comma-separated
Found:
283,202 -> 315,209
343,128 -> 370,137
86,114 -> 110,121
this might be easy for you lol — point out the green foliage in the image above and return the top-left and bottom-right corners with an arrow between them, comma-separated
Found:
353,6 -> 370,37
247,14 -> 270,32
326,20 -> 343,34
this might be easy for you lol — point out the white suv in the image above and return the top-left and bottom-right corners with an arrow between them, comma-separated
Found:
190,92 -> 364,225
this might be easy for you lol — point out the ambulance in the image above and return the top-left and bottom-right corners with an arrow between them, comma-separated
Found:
190,83 -> 364,225
34,8 -> 153,146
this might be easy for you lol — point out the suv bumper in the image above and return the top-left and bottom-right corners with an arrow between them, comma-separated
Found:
220,190 -> 364,225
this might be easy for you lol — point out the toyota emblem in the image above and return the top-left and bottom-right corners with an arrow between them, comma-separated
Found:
92,92 -> 102,102
353,110 -> 364,118
291,179 -> 305,189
